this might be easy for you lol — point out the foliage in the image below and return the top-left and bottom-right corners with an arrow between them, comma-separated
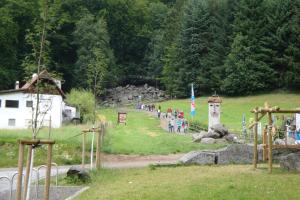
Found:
0,0 -> 300,96
65,89 -> 95,122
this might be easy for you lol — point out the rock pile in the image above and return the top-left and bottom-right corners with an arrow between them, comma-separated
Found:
192,124 -> 241,144
103,84 -> 169,106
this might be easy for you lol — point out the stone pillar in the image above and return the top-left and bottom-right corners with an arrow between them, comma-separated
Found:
208,95 -> 222,131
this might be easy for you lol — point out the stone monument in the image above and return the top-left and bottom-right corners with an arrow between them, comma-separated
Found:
208,94 -> 222,131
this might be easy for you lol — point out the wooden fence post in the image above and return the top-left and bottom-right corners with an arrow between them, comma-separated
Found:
16,142 -> 25,200
23,145 -> 33,200
44,143 -> 53,200
253,112 -> 258,169
82,132 -> 86,169
268,112 -> 273,173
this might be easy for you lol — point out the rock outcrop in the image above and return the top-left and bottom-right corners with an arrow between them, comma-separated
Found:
179,144 -> 263,165
103,84 -> 169,106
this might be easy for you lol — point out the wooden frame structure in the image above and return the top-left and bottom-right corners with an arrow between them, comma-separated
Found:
16,139 -> 55,200
81,123 -> 105,170
251,103 -> 300,173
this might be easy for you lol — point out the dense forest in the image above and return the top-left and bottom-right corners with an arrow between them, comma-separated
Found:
0,0 -> 299,97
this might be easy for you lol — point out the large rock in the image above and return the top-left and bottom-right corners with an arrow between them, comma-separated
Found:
179,144 -> 263,165
224,133 -> 237,142
201,138 -> 216,144
203,131 -> 221,139
192,131 -> 208,142
211,124 -> 229,137
67,166 -> 91,182
216,144 -> 260,164
179,151 -> 216,165
279,152 -> 300,171
215,138 -> 227,144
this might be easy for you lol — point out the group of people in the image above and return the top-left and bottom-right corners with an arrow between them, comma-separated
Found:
136,103 -> 188,134
166,108 -> 188,133
137,104 -> 156,112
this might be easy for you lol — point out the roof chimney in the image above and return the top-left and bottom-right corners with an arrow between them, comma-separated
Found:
15,81 -> 19,89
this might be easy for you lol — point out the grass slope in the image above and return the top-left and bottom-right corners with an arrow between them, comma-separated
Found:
0,125 -> 88,167
75,165 -> 300,200
100,109 -> 224,155
156,93 -> 300,133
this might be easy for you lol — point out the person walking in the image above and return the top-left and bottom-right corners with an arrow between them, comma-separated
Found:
176,118 -> 182,133
157,109 -> 161,118
171,118 -> 175,133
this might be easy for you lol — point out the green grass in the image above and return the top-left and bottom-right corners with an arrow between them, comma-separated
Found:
73,164 -> 300,200
0,125 -> 89,167
156,92 -> 300,133
100,109 -> 224,155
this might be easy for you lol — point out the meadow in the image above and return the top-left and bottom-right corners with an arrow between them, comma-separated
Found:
74,164 -> 300,200
1,92 -> 300,167
156,92 -> 300,133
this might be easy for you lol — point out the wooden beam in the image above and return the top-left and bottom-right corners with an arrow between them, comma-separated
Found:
251,109 -> 300,114
44,144 -> 53,200
248,113 -> 267,129
266,144 -> 300,149
253,112 -> 258,169
16,143 -> 25,200
267,112 -> 273,173
82,133 -> 86,169
263,127 -> 267,161
19,139 -> 55,145
23,145 -> 33,200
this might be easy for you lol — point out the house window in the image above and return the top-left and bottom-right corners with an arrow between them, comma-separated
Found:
26,101 -> 33,107
5,100 -> 19,108
8,119 -> 16,126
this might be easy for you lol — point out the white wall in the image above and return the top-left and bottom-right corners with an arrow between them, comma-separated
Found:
0,92 -> 63,129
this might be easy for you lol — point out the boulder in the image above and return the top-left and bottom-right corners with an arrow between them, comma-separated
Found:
179,151 -> 216,165
201,138 -> 216,144
203,131 -> 221,139
279,152 -> 300,171
211,124 -> 229,137
192,131 -> 208,143
217,144 -> 263,164
215,138 -> 228,144
224,133 -> 237,142
67,166 -> 91,182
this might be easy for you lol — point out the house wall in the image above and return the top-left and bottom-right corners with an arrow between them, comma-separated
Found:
0,92 -> 63,129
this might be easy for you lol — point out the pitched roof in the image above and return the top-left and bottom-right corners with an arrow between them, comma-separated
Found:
0,70 -> 65,98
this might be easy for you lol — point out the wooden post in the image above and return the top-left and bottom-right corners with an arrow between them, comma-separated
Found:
44,143 -> 53,200
253,112 -> 258,169
268,112 -> 273,173
96,124 -> 102,169
82,132 -> 86,169
23,145 -> 33,200
16,142 -> 25,200
263,127 -> 268,161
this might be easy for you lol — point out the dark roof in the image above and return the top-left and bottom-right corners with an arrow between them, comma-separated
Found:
0,70 -> 65,98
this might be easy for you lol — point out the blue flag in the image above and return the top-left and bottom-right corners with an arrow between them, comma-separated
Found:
191,84 -> 196,117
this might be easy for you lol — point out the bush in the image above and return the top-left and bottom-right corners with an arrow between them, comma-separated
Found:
66,89 -> 95,122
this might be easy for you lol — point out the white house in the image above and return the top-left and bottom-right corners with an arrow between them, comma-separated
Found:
0,70 -> 76,129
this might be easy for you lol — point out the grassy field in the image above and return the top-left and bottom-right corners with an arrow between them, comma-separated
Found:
156,92 -> 300,133
0,125 -> 89,167
74,164 -> 300,200
100,109 -> 224,155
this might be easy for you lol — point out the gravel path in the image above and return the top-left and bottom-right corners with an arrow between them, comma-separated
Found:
0,186 -> 87,200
